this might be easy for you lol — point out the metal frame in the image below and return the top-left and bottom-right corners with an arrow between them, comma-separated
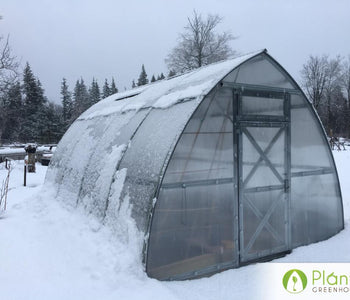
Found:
234,87 -> 291,263
145,51 -> 344,280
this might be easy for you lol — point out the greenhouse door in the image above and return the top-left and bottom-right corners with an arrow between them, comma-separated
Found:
233,88 -> 291,263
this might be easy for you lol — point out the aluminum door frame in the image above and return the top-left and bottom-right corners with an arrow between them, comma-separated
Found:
233,87 -> 291,264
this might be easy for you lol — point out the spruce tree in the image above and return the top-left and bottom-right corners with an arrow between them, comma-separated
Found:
151,75 -> 156,83
137,64 -> 148,86
132,80 -> 136,88
159,73 -> 165,80
89,78 -> 101,104
61,78 -> 73,124
1,81 -> 22,141
23,63 -> 44,114
73,78 -> 90,118
102,79 -> 110,99
21,62 -> 47,142
42,102 -> 65,143
110,77 -> 118,94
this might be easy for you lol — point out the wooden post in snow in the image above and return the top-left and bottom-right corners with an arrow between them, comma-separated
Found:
25,144 -> 37,173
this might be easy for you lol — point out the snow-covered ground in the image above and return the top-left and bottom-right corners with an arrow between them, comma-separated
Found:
0,150 -> 349,300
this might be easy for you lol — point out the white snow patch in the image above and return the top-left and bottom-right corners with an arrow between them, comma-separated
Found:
0,148 -> 349,299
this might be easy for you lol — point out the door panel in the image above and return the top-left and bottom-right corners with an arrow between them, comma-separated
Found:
235,88 -> 291,263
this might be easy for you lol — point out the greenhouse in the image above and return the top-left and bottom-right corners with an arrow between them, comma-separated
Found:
46,49 -> 344,280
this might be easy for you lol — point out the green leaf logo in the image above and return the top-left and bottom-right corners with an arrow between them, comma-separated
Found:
282,269 -> 308,294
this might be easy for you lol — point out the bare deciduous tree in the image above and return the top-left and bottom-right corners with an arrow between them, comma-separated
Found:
301,55 -> 329,109
341,56 -> 350,136
301,54 -> 349,136
0,26 -> 19,141
0,35 -> 19,92
342,55 -> 350,105
165,11 -> 235,74
323,56 -> 343,130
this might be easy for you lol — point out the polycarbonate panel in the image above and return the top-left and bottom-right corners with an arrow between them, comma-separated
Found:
52,117 -> 111,206
242,190 -> 286,255
46,110 -> 145,212
118,99 -> 201,231
242,127 -> 285,187
147,87 -> 236,279
290,96 -> 343,247
240,125 -> 288,262
163,132 -> 234,183
242,96 -> 284,116
224,55 -> 296,89
46,119 -> 90,192
77,110 -> 149,219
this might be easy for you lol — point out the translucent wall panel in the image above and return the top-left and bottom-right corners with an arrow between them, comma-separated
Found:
48,117 -> 110,206
239,125 -> 288,262
147,88 -> 236,280
77,110 -> 149,219
119,99 -> 201,231
224,55 -> 296,89
242,96 -> 284,116
290,95 -> 343,247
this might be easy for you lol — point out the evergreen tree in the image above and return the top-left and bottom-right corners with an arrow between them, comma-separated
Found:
61,78 -> 73,124
22,63 -> 45,113
21,62 -> 47,142
102,79 -> 110,99
110,77 -> 118,94
132,80 -> 136,88
1,81 -> 22,141
73,78 -> 90,118
168,70 -> 176,78
157,74 -> 161,81
151,75 -> 156,83
89,78 -> 101,104
41,102 -> 65,143
137,64 -> 148,86
159,73 -> 165,80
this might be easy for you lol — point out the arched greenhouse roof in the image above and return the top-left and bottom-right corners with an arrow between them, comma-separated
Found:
46,49 -> 343,281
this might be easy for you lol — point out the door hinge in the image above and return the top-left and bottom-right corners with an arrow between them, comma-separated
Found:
284,179 -> 289,192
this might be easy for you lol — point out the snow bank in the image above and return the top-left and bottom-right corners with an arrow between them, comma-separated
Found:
0,149 -> 349,299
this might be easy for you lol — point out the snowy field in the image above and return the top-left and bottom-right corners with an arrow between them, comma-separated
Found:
0,150 -> 349,300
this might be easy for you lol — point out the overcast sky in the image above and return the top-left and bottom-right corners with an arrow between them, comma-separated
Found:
1,0 -> 350,104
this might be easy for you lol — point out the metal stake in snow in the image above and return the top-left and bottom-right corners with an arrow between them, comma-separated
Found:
24,165 -> 27,187
0,159 -> 11,211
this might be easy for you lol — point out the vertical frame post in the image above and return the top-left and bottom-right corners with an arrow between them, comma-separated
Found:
232,88 -> 241,264
24,165 -> 27,187
284,93 -> 292,249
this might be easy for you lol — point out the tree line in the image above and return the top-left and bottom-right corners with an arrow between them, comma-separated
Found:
0,62 -> 169,144
301,55 -> 350,137
0,62 -> 64,144
1,10 -> 349,145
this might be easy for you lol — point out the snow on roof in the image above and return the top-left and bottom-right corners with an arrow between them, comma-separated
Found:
79,50 -> 265,120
